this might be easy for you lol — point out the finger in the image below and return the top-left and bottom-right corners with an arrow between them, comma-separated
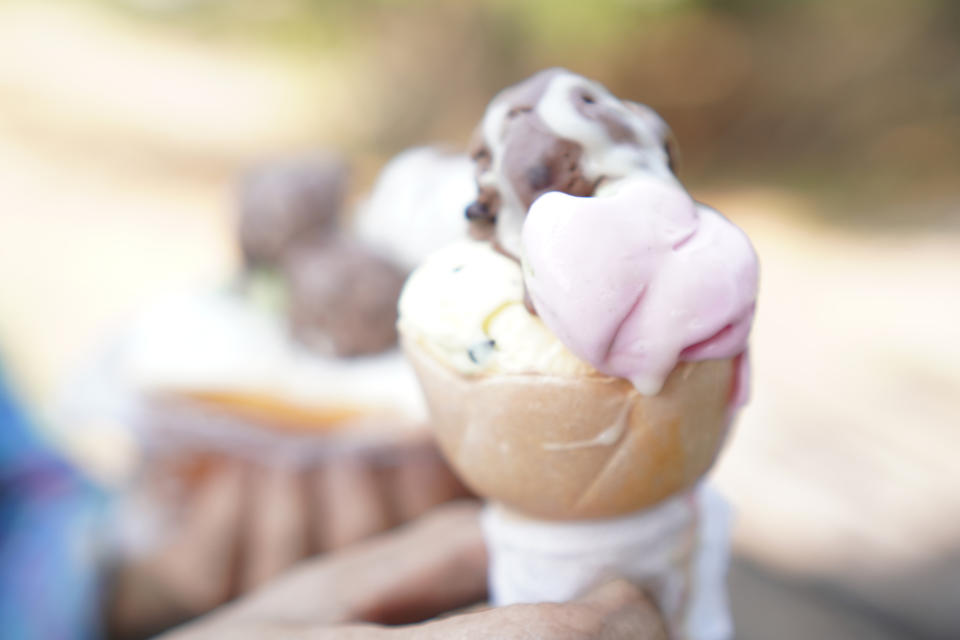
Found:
240,462 -> 310,591
110,457 -> 245,635
147,456 -> 246,609
348,501 -> 487,624
381,445 -> 470,524
222,501 -> 485,627
577,579 -> 668,640
395,579 -> 667,640
312,454 -> 393,551
158,619 -> 392,640
578,578 -> 648,609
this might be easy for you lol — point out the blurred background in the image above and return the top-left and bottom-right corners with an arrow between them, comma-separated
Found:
0,0 -> 958,638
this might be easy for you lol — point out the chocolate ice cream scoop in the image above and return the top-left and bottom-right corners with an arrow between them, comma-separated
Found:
466,68 -> 677,259
238,153 -> 348,267
284,235 -> 407,358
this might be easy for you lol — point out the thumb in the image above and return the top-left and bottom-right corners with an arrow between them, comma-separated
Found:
393,578 -> 668,640
576,579 -> 669,640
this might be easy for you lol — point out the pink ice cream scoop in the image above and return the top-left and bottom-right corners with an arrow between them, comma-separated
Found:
522,175 -> 758,398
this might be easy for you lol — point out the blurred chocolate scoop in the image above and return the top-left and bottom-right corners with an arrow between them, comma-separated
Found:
284,234 -> 407,358
236,150 -> 411,359
238,152 -> 348,267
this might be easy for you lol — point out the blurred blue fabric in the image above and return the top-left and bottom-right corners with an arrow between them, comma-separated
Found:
0,362 -> 105,640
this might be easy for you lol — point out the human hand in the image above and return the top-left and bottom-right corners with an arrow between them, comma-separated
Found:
161,502 -> 667,639
108,433 -> 469,637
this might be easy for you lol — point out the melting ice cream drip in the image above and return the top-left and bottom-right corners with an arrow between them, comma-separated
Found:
522,176 -> 758,398
542,389 -> 636,451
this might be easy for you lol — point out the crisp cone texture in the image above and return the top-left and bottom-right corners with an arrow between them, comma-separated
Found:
404,339 -> 735,520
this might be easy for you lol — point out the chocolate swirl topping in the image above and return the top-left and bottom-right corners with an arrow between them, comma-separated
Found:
465,68 -> 678,259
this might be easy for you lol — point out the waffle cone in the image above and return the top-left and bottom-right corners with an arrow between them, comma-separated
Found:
404,339 -> 735,519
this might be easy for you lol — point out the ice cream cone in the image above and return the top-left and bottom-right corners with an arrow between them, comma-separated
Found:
403,337 -> 734,520
395,68 -> 757,639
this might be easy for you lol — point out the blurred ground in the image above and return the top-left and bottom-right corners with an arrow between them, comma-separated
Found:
1,1 -> 958,638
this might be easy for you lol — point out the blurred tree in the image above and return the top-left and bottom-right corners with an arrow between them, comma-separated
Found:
95,0 -> 960,224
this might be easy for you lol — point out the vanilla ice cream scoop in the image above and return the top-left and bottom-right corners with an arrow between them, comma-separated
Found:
398,240 -> 594,379
522,176 -> 758,396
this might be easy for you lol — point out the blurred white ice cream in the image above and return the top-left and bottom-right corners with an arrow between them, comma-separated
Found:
353,147 -> 475,271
